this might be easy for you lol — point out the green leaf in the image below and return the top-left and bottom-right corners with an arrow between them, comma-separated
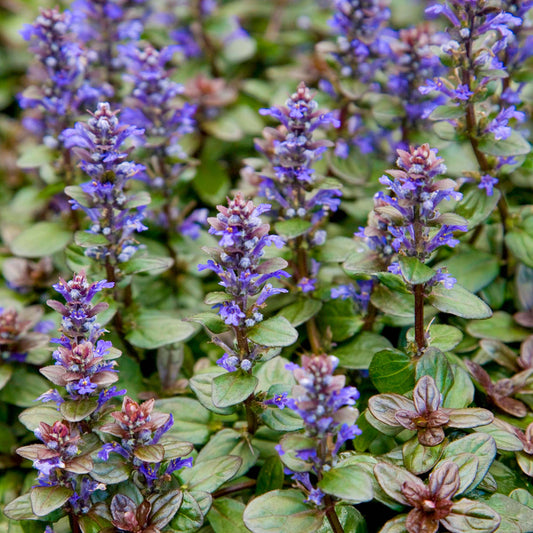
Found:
125,191 -> 151,209
316,237 -> 358,263
203,116 -> 243,141
11,222 -> 71,258
126,310 -> 196,349
261,401 -> 304,432
254,357 -> 295,391
416,347 -> 454,399
169,490 -> 210,533
19,405 -> 63,431
212,371 -> 258,408
30,485 -> 73,517
317,465 -> 373,504
208,498 -> 249,533
485,494 -> 533,533
317,505 -> 367,533
150,489 -> 183,530
435,250 -> 499,293
179,455 -> 242,493
256,456 -> 285,495
0,365 -> 13,390
428,282 -> 492,319
443,366 -> 475,409
456,185 -> 501,229
277,299 -> 322,327
506,229 -> 533,268
403,437 -> 444,475
430,105 -> 465,120
17,144 -> 53,169
0,369 -> 50,407
4,494 -> 37,521
371,284 -> 414,318
121,255 -> 173,275
398,256 -> 436,284
192,156 -> 230,205
474,423 -> 523,452
60,398 -> 98,422
440,434 -> 496,493
243,489 -> 324,533
133,444 -> 165,463
248,316 -> 298,347
188,312 -> 228,334
335,332 -> 393,370
442,498 -> 501,533
196,429 -> 258,478
509,489 -> 533,509
318,299 -> 364,342
479,131 -> 531,156
274,219 -> 312,239
156,397 -> 212,445
369,349 -> 415,394
90,454 -> 131,484
343,248 -> 385,275
378,515 -> 408,533
278,433 -> 317,472
74,231 -> 108,247
79,513 -> 113,532
408,324 -> 463,352
467,311 -> 529,342
222,35 -> 256,63
189,369 -> 236,415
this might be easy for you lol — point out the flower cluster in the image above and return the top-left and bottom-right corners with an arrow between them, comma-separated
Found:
199,193 -> 288,371
423,0 -> 531,187
17,421 -> 103,514
63,102 -> 148,266
388,24 -> 446,133
374,144 -> 466,286
40,271 -> 123,407
256,83 -> 341,292
0,306 -> 50,363
120,43 -> 197,151
276,354 -> 361,506
19,8 -> 99,147
329,0 -> 391,82
71,0 -> 148,85
99,396 -> 192,488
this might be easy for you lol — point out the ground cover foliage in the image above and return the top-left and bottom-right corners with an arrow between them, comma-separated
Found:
1,0 -> 533,531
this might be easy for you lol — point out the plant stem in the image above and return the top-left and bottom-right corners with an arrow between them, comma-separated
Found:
362,301 -> 377,332
324,495 -> 344,533
414,283 -> 426,354
462,21 -> 510,276
244,396 -> 258,435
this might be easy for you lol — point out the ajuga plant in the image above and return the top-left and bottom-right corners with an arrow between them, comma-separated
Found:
253,82 -> 341,352
6,272 -> 195,532
62,101 -> 147,275
194,192 -> 296,432
6,0 -> 533,533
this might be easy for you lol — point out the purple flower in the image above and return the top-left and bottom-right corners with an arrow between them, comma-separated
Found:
165,457 -> 193,474
286,354 -> 359,439
98,442 -> 130,461
374,145 -> 466,264
486,106 -> 525,141
63,103 -> 147,267
331,280 -> 374,312
478,174 -> 499,196
200,193 -> 289,329
19,8 -> 100,145
264,392 -> 289,409
329,0 -> 391,81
